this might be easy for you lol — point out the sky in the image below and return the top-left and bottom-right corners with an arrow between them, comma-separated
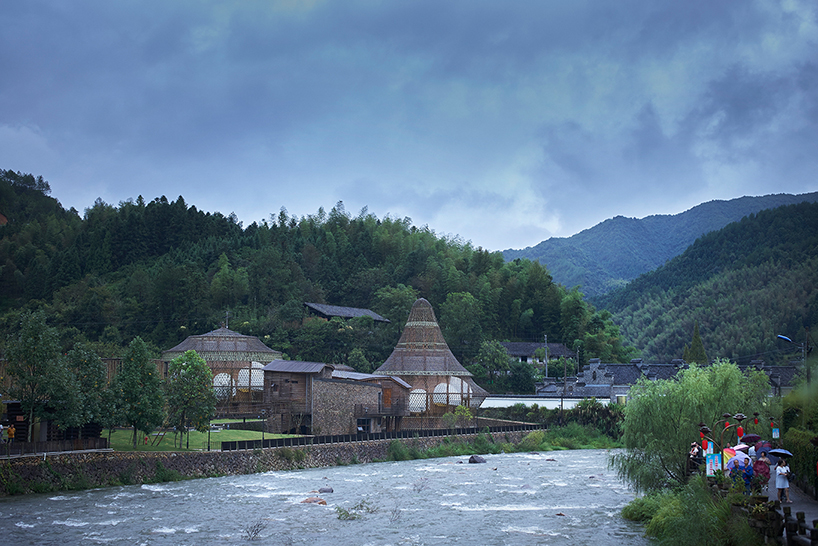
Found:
2,1 -> 818,251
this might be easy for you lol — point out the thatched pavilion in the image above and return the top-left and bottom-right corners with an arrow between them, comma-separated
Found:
374,298 -> 488,424
162,327 -> 282,418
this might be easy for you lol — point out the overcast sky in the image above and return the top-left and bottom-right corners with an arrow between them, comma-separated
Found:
2,1 -> 817,251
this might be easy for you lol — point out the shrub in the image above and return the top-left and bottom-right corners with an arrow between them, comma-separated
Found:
621,490 -> 674,522
517,430 -> 545,451
153,460 -> 182,483
386,440 -> 410,461
276,447 -> 305,463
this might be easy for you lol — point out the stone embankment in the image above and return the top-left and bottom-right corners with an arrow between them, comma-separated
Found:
1,430 -> 528,496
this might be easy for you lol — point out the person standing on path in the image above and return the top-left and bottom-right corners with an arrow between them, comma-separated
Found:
776,458 -> 792,503
7,424 -> 15,444
754,452 -> 771,493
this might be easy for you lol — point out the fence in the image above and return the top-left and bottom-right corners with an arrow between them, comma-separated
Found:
2,437 -> 109,457
220,423 -> 545,451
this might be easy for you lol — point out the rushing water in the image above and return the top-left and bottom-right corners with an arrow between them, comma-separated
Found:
0,449 -> 648,545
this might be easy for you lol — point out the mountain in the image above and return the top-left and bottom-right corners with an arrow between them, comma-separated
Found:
595,201 -> 818,364
0,170 -> 634,373
502,192 -> 818,296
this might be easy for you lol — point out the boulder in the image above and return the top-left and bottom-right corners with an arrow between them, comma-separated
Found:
469,455 -> 486,464
301,497 -> 327,505
318,487 -> 334,494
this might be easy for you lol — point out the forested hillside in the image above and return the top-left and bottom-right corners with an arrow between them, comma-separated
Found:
503,193 -> 818,296
594,201 -> 818,364
0,169 -> 633,375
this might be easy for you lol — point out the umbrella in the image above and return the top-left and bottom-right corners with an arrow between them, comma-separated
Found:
769,448 -> 793,458
734,443 -> 750,451
726,452 -> 751,470
756,446 -> 779,465
742,434 -> 762,444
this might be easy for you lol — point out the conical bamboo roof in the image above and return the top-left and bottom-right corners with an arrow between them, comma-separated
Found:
375,298 -> 473,377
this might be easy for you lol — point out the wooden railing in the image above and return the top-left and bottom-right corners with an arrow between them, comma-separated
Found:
221,423 -> 545,451
354,401 -> 408,417
2,437 -> 109,456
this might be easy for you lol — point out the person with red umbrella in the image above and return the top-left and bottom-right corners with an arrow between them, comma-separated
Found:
753,451 -> 771,493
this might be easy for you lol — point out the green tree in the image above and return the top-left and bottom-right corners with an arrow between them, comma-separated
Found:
610,359 -> 771,493
65,344 -> 109,437
440,292 -> 483,364
476,340 -> 511,389
112,337 -> 166,448
40,357 -> 83,437
166,350 -> 216,449
508,360 -> 535,394
347,347 -> 373,374
682,321 -> 708,364
5,311 -> 64,441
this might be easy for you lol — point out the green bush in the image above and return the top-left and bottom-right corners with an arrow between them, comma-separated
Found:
152,460 -> 183,483
276,447 -> 305,463
628,476 -> 765,546
386,440 -> 411,461
517,430 -> 545,451
783,426 -> 818,494
621,491 -> 673,522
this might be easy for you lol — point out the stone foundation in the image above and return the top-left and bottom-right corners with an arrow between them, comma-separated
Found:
1,430 -> 529,496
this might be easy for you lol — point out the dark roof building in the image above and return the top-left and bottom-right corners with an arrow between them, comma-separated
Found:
501,341 -> 576,362
535,358 -> 800,403
304,302 -> 390,323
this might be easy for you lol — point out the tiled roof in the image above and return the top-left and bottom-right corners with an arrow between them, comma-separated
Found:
500,342 -> 576,358
304,302 -> 390,323
262,360 -> 331,374
331,370 -> 412,389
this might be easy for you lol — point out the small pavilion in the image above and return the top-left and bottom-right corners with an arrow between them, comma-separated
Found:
162,327 -> 282,418
374,298 -> 488,425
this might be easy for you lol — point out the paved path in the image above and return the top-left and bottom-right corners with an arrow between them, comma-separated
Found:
768,483 -> 818,527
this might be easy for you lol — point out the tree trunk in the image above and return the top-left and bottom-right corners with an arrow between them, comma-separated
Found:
27,407 -> 34,442
132,426 -> 138,449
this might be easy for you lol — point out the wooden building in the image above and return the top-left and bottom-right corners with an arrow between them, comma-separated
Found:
374,298 -> 488,426
262,360 -> 410,435
162,327 -> 282,418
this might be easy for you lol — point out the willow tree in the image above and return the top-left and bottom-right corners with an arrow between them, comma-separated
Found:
610,359 -> 771,493
165,350 -> 216,449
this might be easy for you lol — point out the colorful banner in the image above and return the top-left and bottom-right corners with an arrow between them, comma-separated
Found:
772,427 -> 780,439
706,453 -> 721,477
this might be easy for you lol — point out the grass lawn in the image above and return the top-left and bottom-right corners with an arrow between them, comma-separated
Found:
106,425 -> 298,452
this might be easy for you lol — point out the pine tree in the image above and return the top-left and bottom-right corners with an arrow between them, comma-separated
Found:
687,322 -> 708,364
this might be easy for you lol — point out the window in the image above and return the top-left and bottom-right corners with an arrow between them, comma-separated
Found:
356,418 -> 370,433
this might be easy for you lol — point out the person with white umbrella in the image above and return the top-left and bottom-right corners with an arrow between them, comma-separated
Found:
775,457 -> 792,503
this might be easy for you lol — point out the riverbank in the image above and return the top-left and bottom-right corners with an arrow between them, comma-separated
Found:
0,429 -> 532,496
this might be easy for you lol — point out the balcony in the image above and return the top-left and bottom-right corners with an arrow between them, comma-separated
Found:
354,401 -> 407,417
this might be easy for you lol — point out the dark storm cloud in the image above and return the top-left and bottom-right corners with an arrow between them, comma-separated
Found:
1,0 -> 816,249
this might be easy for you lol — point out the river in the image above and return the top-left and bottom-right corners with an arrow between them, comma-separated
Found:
0,448 -> 648,545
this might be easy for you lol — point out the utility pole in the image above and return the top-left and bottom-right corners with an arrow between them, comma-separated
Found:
544,334 -> 548,378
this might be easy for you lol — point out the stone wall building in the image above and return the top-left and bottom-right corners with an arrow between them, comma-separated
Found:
262,360 -> 411,435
